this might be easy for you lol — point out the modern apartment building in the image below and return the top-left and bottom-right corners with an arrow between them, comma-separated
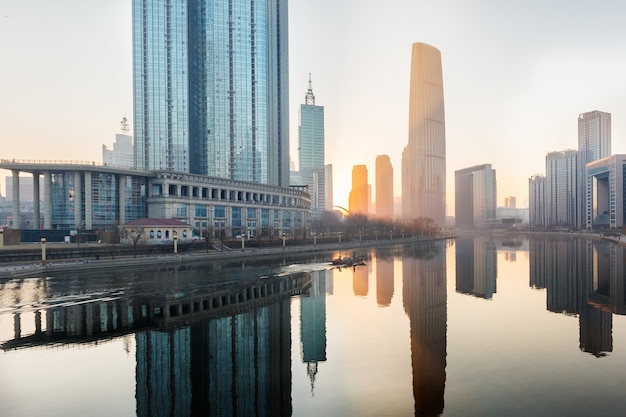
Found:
578,111 -> 611,228
546,150 -> 578,228
528,174 -> 546,229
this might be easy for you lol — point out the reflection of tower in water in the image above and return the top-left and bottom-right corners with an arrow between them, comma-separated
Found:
353,264 -> 369,297
532,237 -> 614,357
580,240 -> 613,356
402,244 -> 447,416
376,257 -> 394,307
455,236 -> 497,299
300,270 -> 329,395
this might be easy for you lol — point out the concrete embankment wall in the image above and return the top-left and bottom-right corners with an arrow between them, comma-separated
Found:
0,236 -> 450,280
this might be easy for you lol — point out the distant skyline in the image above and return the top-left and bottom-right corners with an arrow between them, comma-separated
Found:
2,1 -> 626,215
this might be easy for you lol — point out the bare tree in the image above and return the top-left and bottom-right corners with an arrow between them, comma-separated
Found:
130,227 -> 142,258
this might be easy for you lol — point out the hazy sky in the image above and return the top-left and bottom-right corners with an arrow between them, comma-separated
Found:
2,1 -> 626,215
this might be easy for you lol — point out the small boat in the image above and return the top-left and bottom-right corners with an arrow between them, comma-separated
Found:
329,256 -> 366,268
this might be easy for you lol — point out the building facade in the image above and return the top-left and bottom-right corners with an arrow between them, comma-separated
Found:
132,0 -> 290,187
1,160 -> 310,240
578,111 -> 611,228
586,154 -> 626,230
546,150 -> 577,228
375,155 -> 394,219
454,164 -> 497,228
529,174 -> 546,229
402,42 -> 446,224
349,165 -> 369,215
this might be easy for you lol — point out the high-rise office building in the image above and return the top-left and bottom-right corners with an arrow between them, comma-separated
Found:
586,154 -> 626,229
455,164 -> 497,228
299,75 -> 324,170
349,165 -> 368,215
132,0 -> 290,187
375,155 -> 394,219
546,150 -> 578,228
528,174 -> 546,229
297,75 -> 328,218
402,42 -> 446,224
578,111 -> 611,228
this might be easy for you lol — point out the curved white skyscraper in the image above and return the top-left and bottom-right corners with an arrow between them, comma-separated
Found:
402,42 -> 446,225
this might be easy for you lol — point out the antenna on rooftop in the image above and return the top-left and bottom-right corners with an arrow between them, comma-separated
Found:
120,116 -> 130,134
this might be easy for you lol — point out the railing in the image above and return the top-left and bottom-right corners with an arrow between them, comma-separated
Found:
1,159 -> 102,166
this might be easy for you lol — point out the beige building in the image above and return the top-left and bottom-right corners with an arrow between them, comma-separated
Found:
349,165 -> 369,215
402,42 -> 446,224
375,155 -> 394,219
120,218 -> 192,245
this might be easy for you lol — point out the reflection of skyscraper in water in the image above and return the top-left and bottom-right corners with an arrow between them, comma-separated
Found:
300,270 -> 328,394
136,329 -> 192,416
542,238 -> 581,314
529,238 -> 547,289
455,236 -> 497,299
353,265 -> 369,297
136,300 -> 292,416
579,241 -> 613,356
531,237 -> 613,357
376,258 -> 394,307
402,243 -> 446,416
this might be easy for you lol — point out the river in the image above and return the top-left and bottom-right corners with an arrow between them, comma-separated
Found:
1,236 -> 626,416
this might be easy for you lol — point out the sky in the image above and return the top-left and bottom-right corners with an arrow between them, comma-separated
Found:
2,0 -> 626,216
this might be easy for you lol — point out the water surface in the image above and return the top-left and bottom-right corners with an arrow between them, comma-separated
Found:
2,236 -> 626,416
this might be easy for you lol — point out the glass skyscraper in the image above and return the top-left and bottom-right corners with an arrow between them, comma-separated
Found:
132,0 -> 290,187
298,75 -> 324,170
402,42 -> 446,224
297,75 -> 328,217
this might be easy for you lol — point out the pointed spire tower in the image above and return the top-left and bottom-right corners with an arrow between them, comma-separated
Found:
305,73 -> 315,105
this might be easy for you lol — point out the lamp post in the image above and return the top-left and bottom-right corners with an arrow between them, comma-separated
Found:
40,238 -> 46,266
241,229 -> 246,252
281,229 -> 286,250
173,234 -> 178,255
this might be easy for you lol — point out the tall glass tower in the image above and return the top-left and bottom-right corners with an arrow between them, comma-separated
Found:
298,75 -> 324,171
297,75 -> 329,217
402,42 -> 446,224
132,0 -> 290,187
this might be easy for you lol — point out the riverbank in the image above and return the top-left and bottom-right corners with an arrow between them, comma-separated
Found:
0,236 -> 450,280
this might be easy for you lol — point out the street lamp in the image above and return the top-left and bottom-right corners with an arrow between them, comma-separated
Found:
173,232 -> 178,255
40,238 -> 46,266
